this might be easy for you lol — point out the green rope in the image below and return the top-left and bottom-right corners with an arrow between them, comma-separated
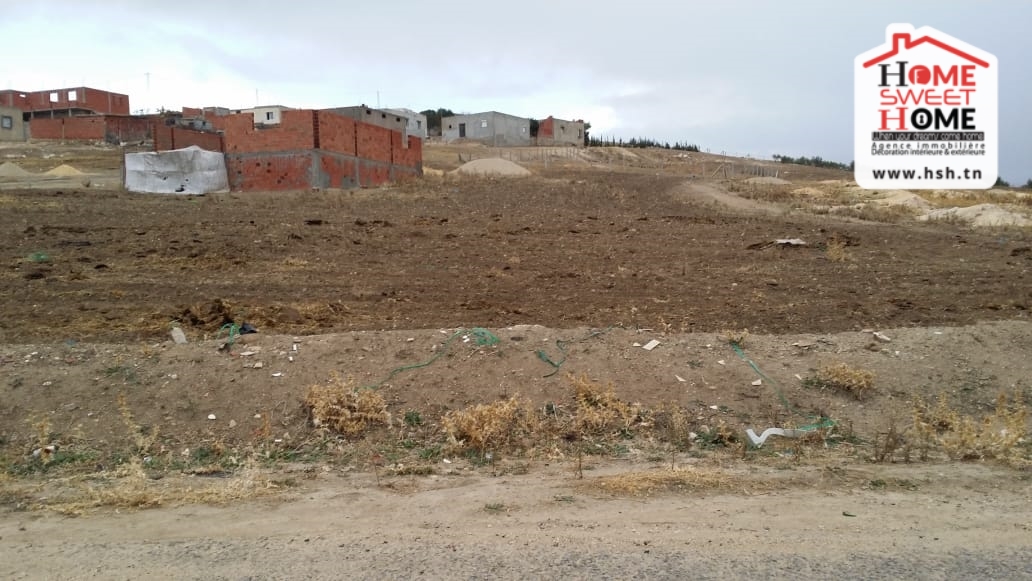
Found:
729,341 -> 836,432
536,327 -> 613,378
361,327 -> 500,390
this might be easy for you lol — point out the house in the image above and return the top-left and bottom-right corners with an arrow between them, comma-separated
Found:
384,108 -> 428,139
537,116 -> 585,147
232,105 -> 291,126
0,87 -> 130,118
152,106 -> 422,192
0,105 -> 27,142
441,111 -> 531,147
1,86 -> 149,143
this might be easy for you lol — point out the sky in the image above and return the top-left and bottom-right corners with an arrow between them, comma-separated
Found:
2,1 -> 1029,183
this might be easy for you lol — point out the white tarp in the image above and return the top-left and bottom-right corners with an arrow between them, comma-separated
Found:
124,146 -> 229,195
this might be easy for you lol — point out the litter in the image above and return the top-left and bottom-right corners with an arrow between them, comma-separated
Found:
745,427 -> 805,446
207,414 -> 217,421
170,327 -> 188,345
239,323 -> 258,334
675,375 -> 687,383
632,342 -> 642,347
717,360 -> 726,366
751,379 -> 762,386
709,405 -> 719,410
873,331 -> 892,342
747,238 -> 807,250
272,372 -> 284,377
642,339 -> 661,351
239,351 -> 257,357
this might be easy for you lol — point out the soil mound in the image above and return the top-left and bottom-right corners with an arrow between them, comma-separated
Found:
919,203 -> 1032,227
0,161 -> 30,177
453,158 -> 531,177
44,164 -> 85,177
746,176 -> 790,185
872,190 -> 932,210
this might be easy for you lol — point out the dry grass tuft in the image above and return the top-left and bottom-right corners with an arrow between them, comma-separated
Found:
571,374 -> 643,436
913,393 -> 1028,462
722,328 -> 750,347
442,395 -> 539,453
305,378 -> 391,437
825,239 -> 852,262
587,467 -> 733,497
806,363 -> 875,400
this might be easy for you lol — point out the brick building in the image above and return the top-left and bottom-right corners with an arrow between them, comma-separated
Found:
537,116 -> 585,146
154,108 -> 422,191
1,86 -> 150,143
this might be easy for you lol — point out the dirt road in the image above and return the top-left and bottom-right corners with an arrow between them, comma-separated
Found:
3,462 -> 1030,580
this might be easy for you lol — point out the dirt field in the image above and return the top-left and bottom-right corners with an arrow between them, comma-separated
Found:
1,142 -> 1031,579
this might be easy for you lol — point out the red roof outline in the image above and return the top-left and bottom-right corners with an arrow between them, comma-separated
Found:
863,32 -> 990,68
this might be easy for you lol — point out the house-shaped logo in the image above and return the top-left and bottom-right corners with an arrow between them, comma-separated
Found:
854,24 -> 998,190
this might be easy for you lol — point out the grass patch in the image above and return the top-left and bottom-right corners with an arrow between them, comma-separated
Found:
305,377 -> 391,437
804,363 -> 875,400
912,392 -> 1028,462
442,396 -> 538,454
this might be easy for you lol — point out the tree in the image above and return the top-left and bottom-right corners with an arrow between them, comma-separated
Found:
582,122 -> 591,146
1024,178 -> 1032,189
995,176 -> 1011,188
419,108 -> 455,136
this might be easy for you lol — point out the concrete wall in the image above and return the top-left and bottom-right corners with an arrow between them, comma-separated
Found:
238,106 -> 286,126
537,116 -> 584,147
441,112 -> 531,146
0,106 -> 26,142
1,87 -> 130,116
385,108 -> 428,139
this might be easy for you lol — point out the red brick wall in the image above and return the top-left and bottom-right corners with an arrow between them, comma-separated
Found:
216,110 -> 316,153
154,125 -> 224,152
391,133 -> 422,169
319,154 -> 359,189
539,117 -> 555,138
358,160 -> 391,185
17,87 -> 130,115
316,111 -> 357,156
0,90 -> 30,110
104,116 -> 152,143
356,122 -> 392,164
225,153 -> 313,191
182,107 -> 203,117
29,117 -> 106,140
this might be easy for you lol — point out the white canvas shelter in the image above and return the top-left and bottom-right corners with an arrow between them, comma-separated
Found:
124,146 -> 229,195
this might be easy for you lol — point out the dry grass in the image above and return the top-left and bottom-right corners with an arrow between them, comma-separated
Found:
442,395 -> 539,453
806,363 -> 875,400
913,393 -> 1028,462
34,458 -> 278,516
722,328 -> 750,347
825,239 -> 852,262
586,466 -> 735,497
571,374 -> 643,436
305,377 -> 392,437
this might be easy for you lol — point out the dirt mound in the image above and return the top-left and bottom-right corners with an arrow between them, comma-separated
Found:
44,163 -> 85,177
872,190 -> 932,209
746,176 -> 790,185
453,158 -> 531,177
422,167 -> 446,177
919,203 -> 1032,227
0,161 -> 30,177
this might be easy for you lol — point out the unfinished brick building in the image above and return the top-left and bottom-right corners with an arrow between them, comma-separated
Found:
154,108 -> 422,191
1,86 -> 151,143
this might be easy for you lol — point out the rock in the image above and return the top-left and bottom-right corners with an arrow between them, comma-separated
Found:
207,413 -> 217,420
170,327 -> 188,344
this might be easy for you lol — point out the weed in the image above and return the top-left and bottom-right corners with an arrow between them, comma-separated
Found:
483,502 -> 508,513
825,239 -> 852,262
570,374 -> 644,437
913,392 -> 1027,462
442,395 -> 538,453
404,410 -> 423,427
722,328 -> 750,347
804,363 -> 875,400
305,378 -> 391,437
418,444 -> 442,461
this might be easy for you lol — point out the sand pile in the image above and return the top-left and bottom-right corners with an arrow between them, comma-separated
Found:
919,203 -> 1032,227
44,164 -> 85,176
422,167 -> 446,177
0,162 -> 30,177
746,176 -> 790,185
453,158 -> 531,177
872,190 -> 933,210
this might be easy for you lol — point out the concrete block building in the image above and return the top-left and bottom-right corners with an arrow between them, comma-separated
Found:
441,111 -> 531,147
537,116 -> 585,146
0,105 -> 27,142
384,108 -> 428,139
327,106 -> 410,141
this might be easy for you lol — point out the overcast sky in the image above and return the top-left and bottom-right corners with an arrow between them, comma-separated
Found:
2,1 -> 1029,182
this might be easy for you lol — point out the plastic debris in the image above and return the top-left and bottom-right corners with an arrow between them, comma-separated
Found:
745,427 -> 805,446
170,327 -> 188,344
873,331 -> 892,342
675,375 -> 687,383
207,414 -> 217,421
642,339 -> 661,351
751,379 -> 762,386
717,360 -> 726,366
272,372 -> 284,377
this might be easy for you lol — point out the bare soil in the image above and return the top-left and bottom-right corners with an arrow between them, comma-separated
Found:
1,143 -> 1031,579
